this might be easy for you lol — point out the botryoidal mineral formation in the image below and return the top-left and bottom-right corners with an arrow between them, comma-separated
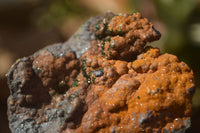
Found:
7,12 -> 195,133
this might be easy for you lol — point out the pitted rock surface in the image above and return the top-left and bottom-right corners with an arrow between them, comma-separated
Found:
7,12 -> 195,133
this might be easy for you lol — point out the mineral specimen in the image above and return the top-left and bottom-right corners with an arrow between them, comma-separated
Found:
7,12 -> 195,133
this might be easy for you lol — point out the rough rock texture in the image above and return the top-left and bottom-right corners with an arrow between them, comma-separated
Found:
7,12 -> 195,133
7,15 -> 95,133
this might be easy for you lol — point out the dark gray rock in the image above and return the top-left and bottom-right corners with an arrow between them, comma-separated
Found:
139,111 -> 154,125
6,16 -> 97,133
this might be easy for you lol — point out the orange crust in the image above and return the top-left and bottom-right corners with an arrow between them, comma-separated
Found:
61,13 -> 194,133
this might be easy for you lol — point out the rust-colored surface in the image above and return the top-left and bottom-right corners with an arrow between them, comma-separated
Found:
60,13 -> 194,132
61,47 -> 194,133
7,12 -> 195,133
33,51 -> 80,92
91,12 -> 160,61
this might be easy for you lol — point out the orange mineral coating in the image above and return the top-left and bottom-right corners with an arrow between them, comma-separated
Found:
61,47 -> 194,133
90,12 -> 161,61
60,13 -> 195,133
33,51 -> 80,93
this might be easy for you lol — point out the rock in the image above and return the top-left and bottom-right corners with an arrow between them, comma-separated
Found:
7,15 -> 96,133
7,12 -> 195,133
93,70 -> 104,77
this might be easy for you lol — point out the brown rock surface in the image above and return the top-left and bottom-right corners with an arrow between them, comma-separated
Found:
7,12 -> 195,133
